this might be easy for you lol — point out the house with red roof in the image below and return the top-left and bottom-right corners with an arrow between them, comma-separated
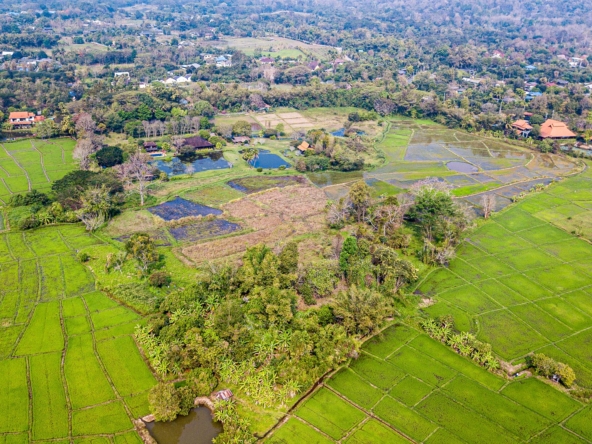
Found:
539,119 -> 576,139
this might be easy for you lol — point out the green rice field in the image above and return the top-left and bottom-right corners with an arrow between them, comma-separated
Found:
266,324 -> 590,443
418,167 -> 592,388
0,138 -> 76,203
0,224 -> 155,443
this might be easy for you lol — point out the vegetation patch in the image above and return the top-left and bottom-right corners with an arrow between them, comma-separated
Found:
169,219 -> 242,242
227,175 -> 306,194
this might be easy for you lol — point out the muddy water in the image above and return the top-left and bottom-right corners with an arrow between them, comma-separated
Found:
446,161 -> 478,173
146,407 -> 222,444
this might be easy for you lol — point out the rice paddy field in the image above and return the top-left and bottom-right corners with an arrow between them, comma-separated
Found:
417,167 -> 592,389
0,224 -> 156,443
0,138 -> 77,204
266,324 -> 591,443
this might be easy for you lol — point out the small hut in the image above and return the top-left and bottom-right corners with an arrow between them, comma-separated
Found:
213,389 -> 233,401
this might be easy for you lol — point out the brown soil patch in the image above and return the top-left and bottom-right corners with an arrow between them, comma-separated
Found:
181,185 -> 328,264
277,112 -> 304,119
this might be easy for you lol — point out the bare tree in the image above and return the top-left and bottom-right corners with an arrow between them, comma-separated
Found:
73,138 -> 96,170
116,153 -> 153,206
171,136 -> 186,152
74,112 -> 97,136
481,194 -> 496,219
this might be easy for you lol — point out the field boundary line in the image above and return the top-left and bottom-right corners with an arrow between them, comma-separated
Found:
30,140 -> 51,183
323,385 -> 414,443
1,143 -> 32,191
58,300 -> 73,440
25,356 -> 33,442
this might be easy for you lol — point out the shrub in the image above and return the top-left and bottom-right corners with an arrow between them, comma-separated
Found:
149,271 -> 171,288
9,189 -> 51,207
528,353 -> 576,387
95,146 -> 124,168
77,252 -> 90,263
19,215 -> 40,230
279,165 -> 286,170
257,167 -> 263,172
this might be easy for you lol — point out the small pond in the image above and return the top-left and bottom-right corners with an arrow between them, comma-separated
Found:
152,151 -> 230,176
446,161 -> 478,173
331,128 -> 366,137
249,149 -> 290,169
148,197 -> 222,221
146,407 -> 222,444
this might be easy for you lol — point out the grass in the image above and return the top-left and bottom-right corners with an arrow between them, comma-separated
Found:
373,396 -> 436,441
65,334 -> 116,409
349,353 -> 405,390
344,419 -> 409,443
0,224 -> 157,443
0,358 -> 28,433
295,388 -> 365,440
15,302 -> 64,355
96,336 -> 156,396
564,406 -> 592,441
326,369 -> 384,409
267,417 -> 333,444
30,352 -> 69,440
388,376 -> 433,407
72,401 -> 131,436
500,378 -> 580,421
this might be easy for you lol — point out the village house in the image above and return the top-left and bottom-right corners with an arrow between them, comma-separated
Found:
213,389 -> 233,401
259,57 -> 274,64
143,141 -> 159,152
539,119 -> 576,139
511,119 -> 533,138
307,60 -> 320,71
8,112 -> 44,127
183,136 -> 215,150
297,141 -> 312,152
232,136 -> 250,144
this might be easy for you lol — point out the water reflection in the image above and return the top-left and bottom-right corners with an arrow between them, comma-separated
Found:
146,407 -> 222,444
152,152 -> 231,176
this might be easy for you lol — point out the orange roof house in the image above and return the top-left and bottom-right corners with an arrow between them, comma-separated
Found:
9,111 -> 36,125
297,141 -> 311,152
539,119 -> 576,139
512,119 -> 533,137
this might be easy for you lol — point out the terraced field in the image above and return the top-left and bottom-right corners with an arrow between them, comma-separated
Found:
267,325 -> 592,443
418,168 -> 592,387
0,138 -> 77,203
0,224 -> 155,443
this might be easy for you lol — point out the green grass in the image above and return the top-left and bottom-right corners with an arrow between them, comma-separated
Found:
415,392 -> 517,444
97,336 -> 156,396
477,309 -> 548,359
443,376 -> 550,440
30,352 -> 69,440
65,334 -> 116,409
344,419 -> 409,443
15,301 -> 64,355
373,396 -> 436,441
72,401 -> 131,436
296,388 -> 365,440
349,353 -> 405,390
501,378 -> 580,421
388,375 -> 432,407
267,417 -> 333,444
361,325 -> 418,359
62,297 -> 87,317
564,406 -> 592,441
326,369 -> 384,409
407,335 -> 504,390
535,426 -> 588,444
509,303 -> 572,341
0,358 -> 28,433
90,306 -> 140,330
65,315 -> 91,336
387,346 -> 457,387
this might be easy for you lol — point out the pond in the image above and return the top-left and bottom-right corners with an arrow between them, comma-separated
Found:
446,161 -> 479,173
148,197 -> 222,221
249,149 -> 290,169
152,151 -> 231,176
146,407 -> 222,444
306,170 -> 364,187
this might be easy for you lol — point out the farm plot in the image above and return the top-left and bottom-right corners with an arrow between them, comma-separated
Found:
147,196 -> 222,220
267,325 -> 588,443
0,138 -> 76,199
0,225 -> 156,443
181,184 -> 327,263
417,169 -> 592,386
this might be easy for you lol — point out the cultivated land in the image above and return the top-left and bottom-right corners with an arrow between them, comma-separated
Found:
0,138 -> 77,204
2,112 -> 591,442
266,324 -> 591,443
418,166 -> 592,387
0,225 -> 155,443
203,36 -> 334,60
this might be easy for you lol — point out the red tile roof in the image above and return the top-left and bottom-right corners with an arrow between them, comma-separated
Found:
540,119 -> 576,139
512,120 -> 533,131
